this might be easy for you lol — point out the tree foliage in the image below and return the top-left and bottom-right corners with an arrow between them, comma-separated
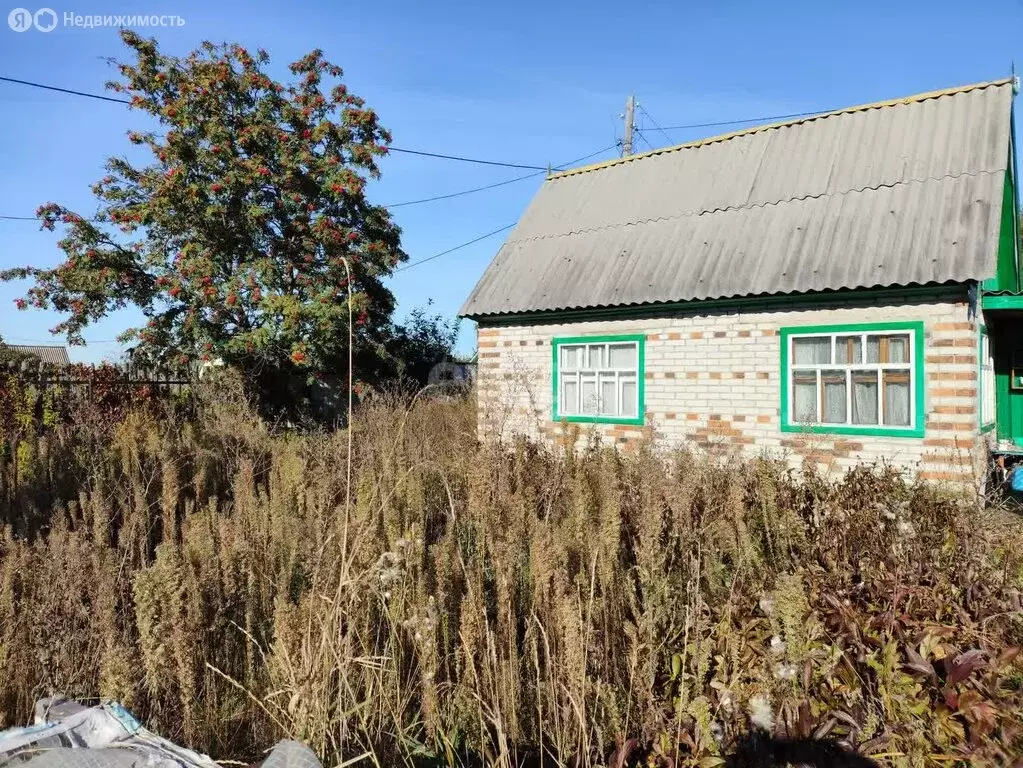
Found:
384,304 -> 459,388
2,30 -> 406,413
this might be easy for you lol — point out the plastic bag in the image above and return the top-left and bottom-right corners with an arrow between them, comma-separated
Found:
0,698 -> 319,768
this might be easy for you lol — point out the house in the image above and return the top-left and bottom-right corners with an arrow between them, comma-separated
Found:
0,344 -> 71,366
460,78 -> 1023,485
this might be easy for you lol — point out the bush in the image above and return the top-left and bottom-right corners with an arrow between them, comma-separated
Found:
0,382 -> 1021,766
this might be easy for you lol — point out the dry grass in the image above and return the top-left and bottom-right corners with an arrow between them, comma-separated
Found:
1,373 -> 1022,767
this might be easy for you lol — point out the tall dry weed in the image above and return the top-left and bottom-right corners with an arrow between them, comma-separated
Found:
0,376 -> 1021,766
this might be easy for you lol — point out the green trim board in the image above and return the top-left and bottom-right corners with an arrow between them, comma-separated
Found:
551,333 -> 645,426
982,293 -> 1023,311
469,285 -> 967,326
979,324 -> 996,432
778,321 -> 926,438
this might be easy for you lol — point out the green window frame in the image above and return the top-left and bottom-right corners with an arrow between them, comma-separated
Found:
779,321 -> 925,438
552,334 -> 645,425
979,325 -> 996,433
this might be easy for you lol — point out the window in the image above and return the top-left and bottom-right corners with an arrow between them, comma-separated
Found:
552,334 -> 644,424
780,322 -> 924,437
980,327 -> 996,431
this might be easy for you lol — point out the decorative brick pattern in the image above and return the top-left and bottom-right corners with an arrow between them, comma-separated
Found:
475,296 -> 987,486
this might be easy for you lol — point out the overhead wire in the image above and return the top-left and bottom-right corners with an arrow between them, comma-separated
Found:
383,142 -> 620,208
3,335 -> 120,344
637,103 -> 674,145
634,129 -> 656,152
1,75 -> 553,171
393,223 -> 514,273
1,142 -> 620,221
659,108 -> 831,132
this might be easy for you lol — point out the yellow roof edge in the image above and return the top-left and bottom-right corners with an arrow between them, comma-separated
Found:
548,77 -> 1016,181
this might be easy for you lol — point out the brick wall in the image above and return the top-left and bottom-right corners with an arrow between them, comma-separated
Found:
475,295 -> 985,485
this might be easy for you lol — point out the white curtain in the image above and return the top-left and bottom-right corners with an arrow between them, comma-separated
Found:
793,373 -> 817,422
620,376 -> 637,417
608,343 -> 637,368
836,336 -> 861,364
580,374 -> 598,414
852,372 -> 878,424
865,336 -> 880,363
888,336 -> 909,363
822,372 -> 847,423
599,373 -> 616,415
561,345 -> 582,369
794,337 -> 831,364
884,375 -> 911,426
561,378 -> 578,414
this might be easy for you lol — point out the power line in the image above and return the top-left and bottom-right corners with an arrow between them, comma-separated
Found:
634,129 -> 656,152
386,147 -> 546,171
0,75 -> 131,104
3,216 -> 515,273
1,214 -> 104,223
0,75 -> 553,171
659,108 -> 831,132
637,104 -> 674,145
1,143 -> 622,219
1,181 -> 531,220
394,223 -> 514,273
385,170 -> 543,208
3,335 -> 120,344
383,142 -> 619,208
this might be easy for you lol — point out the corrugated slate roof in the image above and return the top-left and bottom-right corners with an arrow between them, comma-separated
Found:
460,79 -> 1015,318
3,344 -> 71,365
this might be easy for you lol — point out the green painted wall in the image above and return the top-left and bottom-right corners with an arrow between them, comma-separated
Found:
992,322 -> 1023,444
982,169 -> 1019,293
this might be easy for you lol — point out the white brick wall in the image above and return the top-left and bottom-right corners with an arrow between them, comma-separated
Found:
476,295 -> 984,483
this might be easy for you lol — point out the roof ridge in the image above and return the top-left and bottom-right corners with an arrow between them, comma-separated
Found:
549,77 -> 1016,181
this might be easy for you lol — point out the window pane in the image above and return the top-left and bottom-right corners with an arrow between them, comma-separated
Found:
887,335 -> 910,364
821,370 -> 847,423
883,371 -> 911,426
620,375 -> 637,417
793,371 -> 818,423
835,336 -> 861,364
851,370 -> 879,424
560,345 -> 582,369
793,337 -> 831,364
580,373 -> 598,414
561,377 -> 578,414
866,336 -> 880,364
587,345 -> 605,370
599,373 -> 616,415
608,343 -> 637,368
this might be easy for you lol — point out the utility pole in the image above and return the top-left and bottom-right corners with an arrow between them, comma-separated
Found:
622,94 -> 635,156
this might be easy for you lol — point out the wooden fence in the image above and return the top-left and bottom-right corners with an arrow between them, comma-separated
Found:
0,359 -> 194,397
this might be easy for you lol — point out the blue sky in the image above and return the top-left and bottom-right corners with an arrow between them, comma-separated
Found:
1,0 -> 1021,361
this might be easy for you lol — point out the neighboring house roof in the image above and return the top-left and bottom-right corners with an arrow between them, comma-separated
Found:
461,78 -> 1016,318
2,344 -> 71,365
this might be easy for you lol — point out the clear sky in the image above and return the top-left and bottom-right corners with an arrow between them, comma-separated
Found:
1,0 -> 1021,361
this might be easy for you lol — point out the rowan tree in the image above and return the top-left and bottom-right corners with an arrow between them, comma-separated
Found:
2,30 -> 405,415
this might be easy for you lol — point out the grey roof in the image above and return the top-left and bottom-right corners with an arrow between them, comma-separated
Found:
3,344 -> 71,365
461,79 -> 1015,318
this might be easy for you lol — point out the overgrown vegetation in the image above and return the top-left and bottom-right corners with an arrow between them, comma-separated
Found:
1,377 -> 1022,767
